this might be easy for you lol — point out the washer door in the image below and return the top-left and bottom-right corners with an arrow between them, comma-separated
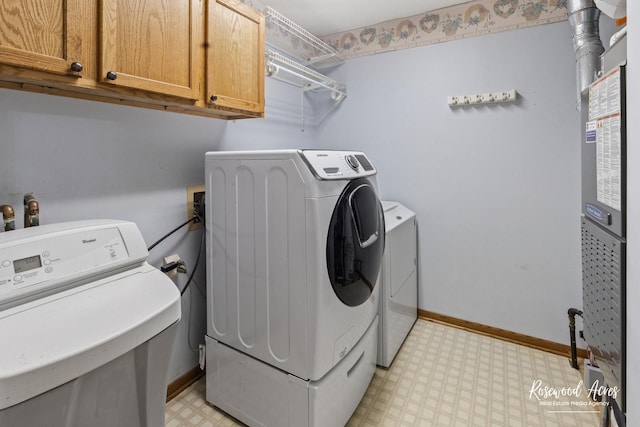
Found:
326,178 -> 385,307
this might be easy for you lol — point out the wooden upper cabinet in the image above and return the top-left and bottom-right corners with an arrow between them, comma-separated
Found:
0,0 -> 264,119
99,0 -> 201,101
0,0 -> 85,76
207,0 -> 264,116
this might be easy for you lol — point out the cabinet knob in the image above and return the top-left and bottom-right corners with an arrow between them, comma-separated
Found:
106,71 -> 118,81
210,94 -> 218,102
70,62 -> 83,72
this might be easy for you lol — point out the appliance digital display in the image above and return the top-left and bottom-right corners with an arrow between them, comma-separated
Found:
13,255 -> 42,274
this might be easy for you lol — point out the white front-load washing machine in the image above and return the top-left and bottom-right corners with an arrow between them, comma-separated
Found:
204,150 -> 385,427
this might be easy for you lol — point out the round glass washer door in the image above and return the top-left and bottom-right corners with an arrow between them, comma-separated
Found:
326,178 -> 385,307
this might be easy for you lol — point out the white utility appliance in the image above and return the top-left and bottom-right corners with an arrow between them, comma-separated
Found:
377,201 -> 417,368
204,149 -> 385,427
0,220 -> 181,427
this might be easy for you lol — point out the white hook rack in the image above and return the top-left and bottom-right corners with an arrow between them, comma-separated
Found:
448,90 -> 518,107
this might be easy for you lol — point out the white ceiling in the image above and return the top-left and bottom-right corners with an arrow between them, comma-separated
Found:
263,0 -> 468,36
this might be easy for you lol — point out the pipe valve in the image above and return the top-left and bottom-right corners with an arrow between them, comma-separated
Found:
1,205 -> 15,231
24,193 -> 40,228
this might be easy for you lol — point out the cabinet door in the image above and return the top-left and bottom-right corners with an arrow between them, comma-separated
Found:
100,0 -> 201,101
207,0 -> 264,116
0,0 -> 84,76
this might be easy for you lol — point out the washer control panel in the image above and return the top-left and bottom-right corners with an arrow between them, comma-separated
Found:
301,150 -> 376,180
0,221 -> 144,309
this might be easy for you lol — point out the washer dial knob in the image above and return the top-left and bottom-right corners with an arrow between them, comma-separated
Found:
345,155 -> 359,170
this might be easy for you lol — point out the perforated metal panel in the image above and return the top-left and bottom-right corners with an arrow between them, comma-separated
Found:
581,217 -> 625,410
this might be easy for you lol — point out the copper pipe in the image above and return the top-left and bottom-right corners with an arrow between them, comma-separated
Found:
24,193 -> 39,227
1,204 -> 15,231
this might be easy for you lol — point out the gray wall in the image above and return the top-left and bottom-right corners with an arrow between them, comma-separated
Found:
314,20 -> 615,347
0,78 -> 311,382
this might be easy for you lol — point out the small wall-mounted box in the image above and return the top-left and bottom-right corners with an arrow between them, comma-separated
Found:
448,90 -> 517,107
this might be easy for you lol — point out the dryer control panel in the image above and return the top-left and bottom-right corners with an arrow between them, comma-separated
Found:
301,150 -> 376,180
0,220 -> 147,310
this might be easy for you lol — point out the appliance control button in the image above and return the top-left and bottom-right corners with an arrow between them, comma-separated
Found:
43,259 -> 51,266
45,267 -> 53,274
1,260 -> 10,268
14,275 -> 23,282
42,251 -> 50,258
345,155 -> 359,170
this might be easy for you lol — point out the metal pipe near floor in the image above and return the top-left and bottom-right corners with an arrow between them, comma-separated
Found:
568,308 -> 583,369
600,394 -> 611,427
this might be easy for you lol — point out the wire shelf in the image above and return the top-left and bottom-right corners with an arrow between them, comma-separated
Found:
265,50 -> 346,101
265,7 -> 344,68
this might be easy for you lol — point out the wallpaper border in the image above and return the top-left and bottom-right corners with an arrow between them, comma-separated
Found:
320,0 -> 568,60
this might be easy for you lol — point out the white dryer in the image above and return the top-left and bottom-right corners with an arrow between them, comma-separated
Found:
377,201 -> 418,368
204,150 -> 385,427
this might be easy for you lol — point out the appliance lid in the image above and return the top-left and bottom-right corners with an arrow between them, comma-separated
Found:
382,201 -> 416,234
0,264 -> 180,409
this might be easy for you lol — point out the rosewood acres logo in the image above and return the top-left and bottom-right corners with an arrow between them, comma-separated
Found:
528,379 -> 619,410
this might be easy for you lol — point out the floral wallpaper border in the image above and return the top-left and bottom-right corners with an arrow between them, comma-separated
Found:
320,0 -> 568,60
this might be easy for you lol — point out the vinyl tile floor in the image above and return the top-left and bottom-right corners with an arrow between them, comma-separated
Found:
165,319 -> 601,426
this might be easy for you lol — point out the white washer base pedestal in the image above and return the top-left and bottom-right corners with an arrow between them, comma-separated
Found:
205,316 -> 378,427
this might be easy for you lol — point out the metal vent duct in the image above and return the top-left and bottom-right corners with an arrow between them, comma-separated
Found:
568,0 -> 604,108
